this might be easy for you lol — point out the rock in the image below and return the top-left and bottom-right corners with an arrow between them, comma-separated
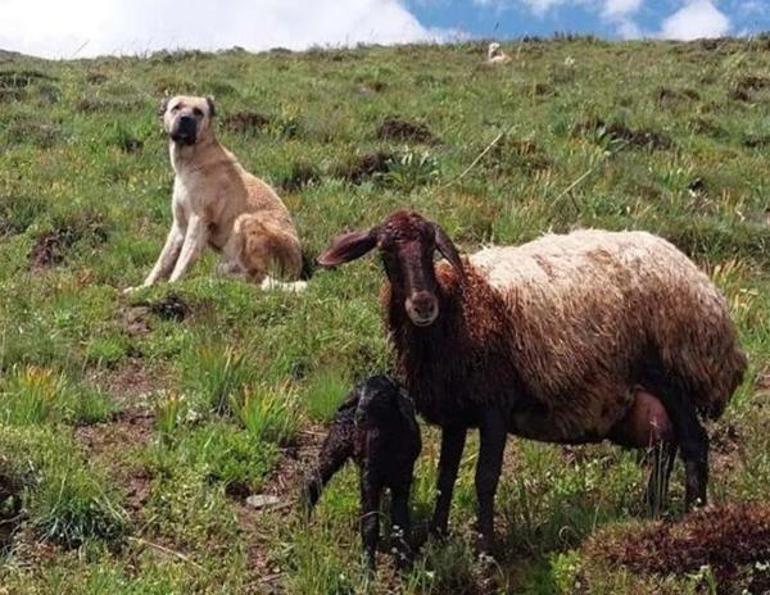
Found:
246,494 -> 281,510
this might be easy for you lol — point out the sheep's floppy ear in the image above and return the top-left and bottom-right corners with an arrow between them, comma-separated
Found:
432,222 -> 464,276
206,96 -> 216,118
317,228 -> 379,268
157,97 -> 170,117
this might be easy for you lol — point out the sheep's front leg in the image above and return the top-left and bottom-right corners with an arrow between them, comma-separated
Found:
169,214 -> 208,283
431,425 -> 466,537
476,409 -> 507,553
360,471 -> 382,571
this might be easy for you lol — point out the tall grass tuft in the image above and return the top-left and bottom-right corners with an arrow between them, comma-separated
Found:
302,367 -> 350,422
182,345 -> 256,415
1,365 -> 65,425
33,469 -> 128,549
231,383 -> 302,447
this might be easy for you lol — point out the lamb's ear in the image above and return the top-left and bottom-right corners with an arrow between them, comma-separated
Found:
317,228 -> 378,268
206,96 -> 216,118
157,97 -> 170,117
432,222 -> 464,276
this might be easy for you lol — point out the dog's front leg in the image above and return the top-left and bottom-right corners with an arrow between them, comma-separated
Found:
124,224 -> 185,294
169,214 -> 208,283
145,224 -> 185,284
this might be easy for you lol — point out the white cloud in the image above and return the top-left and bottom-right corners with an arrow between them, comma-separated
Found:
659,0 -> 731,40
0,0 -> 441,59
472,0 -> 644,37
601,0 -> 642,19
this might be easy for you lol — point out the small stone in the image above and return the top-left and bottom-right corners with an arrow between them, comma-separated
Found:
246,494 -> 281,509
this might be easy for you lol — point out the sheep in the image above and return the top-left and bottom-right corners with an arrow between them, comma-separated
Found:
303,375 -> 421,570
486,42 -> 511,64
317,209 -> 747,552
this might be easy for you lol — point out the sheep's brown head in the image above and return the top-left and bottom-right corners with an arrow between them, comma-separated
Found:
317,210 -> 464,327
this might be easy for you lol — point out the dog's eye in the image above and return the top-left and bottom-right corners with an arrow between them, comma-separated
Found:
193,108 -> 203,117
170,105 -> 180,113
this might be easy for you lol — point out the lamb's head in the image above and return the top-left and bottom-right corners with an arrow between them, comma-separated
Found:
318,210 -> 464,327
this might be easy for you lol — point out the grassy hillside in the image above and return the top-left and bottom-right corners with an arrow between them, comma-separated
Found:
1,37 -> 769,593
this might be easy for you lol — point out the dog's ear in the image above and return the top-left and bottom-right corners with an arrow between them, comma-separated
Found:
317,227 -> 379,268
157,97 -> 170,117
206,96 -> 216,118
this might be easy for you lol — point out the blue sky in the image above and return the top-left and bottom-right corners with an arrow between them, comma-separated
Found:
408,1 -> 770,41
1,0 -> 768,59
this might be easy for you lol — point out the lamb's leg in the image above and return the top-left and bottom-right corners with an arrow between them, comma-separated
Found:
645,441 -> 677,517
303,425 -> 354,513
390,481 -> 412,570
476,410 -> 507,553
659,392 -> 709,510
431,425 -> 467,537
360,471 -> 382,571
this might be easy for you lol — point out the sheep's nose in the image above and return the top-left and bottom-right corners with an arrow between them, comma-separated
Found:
406,291 -> 438,326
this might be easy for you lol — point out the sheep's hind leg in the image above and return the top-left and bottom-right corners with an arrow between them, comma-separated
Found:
656,388 -> 709,510
475,410 -> 507,553
431,425 -> 467,538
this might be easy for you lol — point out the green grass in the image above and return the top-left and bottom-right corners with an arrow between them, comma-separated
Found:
1,36 -> 770,592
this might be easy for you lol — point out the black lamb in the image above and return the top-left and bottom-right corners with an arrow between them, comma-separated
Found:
303,375 -> 422,570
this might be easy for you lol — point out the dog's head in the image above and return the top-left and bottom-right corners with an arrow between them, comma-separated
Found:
159,95 -> 216,146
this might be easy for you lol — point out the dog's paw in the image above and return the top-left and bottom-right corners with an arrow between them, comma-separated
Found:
122,286 -> 142,295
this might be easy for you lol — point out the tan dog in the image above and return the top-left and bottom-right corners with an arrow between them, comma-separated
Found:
125,95 -> 304,293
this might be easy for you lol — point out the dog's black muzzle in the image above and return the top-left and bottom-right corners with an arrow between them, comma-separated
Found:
170,116 -> 198,145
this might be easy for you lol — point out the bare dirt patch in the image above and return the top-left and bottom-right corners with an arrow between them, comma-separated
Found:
655,86 -> 700,107
376,116 -> 439,145
75,409 -> 155,515
743,134 -> 770,149
221,111 -> 271,134
88,358 -> 168,406
121,293 -> 191,338
28,212 -> 108,270
86,72 -> 109,85
576,118 -> 672,150
235,426 -> 325,592
0,468 -> 24,552
332,150 -> 395,185
487,136 -> 552,175
584,503 -> 770,584
277,160 -> 321,193
729,75 -> 770,102
0,69 -> 57,89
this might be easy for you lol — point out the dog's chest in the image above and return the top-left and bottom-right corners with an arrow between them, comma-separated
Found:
173,171 -> 209,214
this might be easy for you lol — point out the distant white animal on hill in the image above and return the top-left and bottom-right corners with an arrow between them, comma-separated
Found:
486,42 -> 510,64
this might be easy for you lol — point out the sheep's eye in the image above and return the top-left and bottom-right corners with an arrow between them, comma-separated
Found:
193,108 -> 203,117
